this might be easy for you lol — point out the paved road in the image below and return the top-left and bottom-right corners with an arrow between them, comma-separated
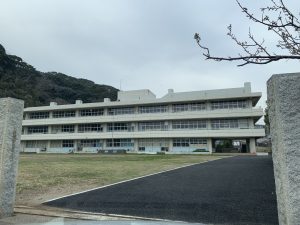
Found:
45,156 -> 278,225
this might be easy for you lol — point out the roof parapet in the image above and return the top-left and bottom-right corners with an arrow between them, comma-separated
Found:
50,102 -> 57,106
104,98 -> 111,102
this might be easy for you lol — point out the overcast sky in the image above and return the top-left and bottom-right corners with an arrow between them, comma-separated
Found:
0,0 -> 299,114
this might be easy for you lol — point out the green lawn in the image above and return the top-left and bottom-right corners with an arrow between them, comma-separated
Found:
16,154 -> 224,205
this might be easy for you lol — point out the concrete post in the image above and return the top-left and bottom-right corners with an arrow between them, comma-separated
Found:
168,139 -> 173,152
249,138 -> 256,154
267,73 -> 300,225
134,139 -> 139,152
0,98 -> 24,218
207,138 -> 213,154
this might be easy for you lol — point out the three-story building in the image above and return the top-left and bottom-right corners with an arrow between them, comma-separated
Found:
21,82 -> 265,154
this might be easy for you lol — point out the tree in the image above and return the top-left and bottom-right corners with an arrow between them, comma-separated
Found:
194,0 -> 300,66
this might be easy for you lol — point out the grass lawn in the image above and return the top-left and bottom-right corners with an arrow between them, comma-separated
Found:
16,154 -> 225,205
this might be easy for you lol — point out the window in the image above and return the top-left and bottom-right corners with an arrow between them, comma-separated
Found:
139,139 -> 168,147
190,138 -> 207,145
78,124 -> 103,132
53,111 -> 76,118
211,100 -> 247,110
139,147 -> 145,151
106,139 -> 133,147
173,138 -> 190,147
25,141 -> 47,148
172,102 -> 206,112
29,112 -> 49,119
27,126 -> 48,134
138,122 -> 167,131
80,139 -> 102,147
80,108 -> 103,116
173,138 -> 207,147
108,107 -> 134,115
62,140 -> 74,148
172,104 -> 189,112
61,125 -> 75,133
172,120 -> 206,129
191,103 -> 206,111
107,123 -> 130,132
50,141 -> 62,148
239,119 -> 249,129
211,119 -> 239,129
139,105 -> 168,114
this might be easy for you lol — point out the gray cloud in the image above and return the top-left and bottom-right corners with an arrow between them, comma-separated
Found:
0,0 -> 299,121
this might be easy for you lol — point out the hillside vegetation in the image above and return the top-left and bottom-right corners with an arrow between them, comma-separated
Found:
0,44 -> 118,107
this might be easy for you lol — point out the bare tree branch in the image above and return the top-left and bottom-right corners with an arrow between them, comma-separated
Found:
195,0 -> 300,66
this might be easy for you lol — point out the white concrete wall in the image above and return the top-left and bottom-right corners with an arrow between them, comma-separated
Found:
21,128 -> 265,141
22,108 -> 263,126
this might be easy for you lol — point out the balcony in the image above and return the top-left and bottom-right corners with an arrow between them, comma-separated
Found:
21,127 -> 265,140
22,108 -> 264,126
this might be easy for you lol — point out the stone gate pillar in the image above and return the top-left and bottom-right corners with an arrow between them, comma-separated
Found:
267,73 -> 300,225
0,98 -> 24,218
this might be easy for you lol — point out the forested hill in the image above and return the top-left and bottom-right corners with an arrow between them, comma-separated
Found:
0,44 -> 118,107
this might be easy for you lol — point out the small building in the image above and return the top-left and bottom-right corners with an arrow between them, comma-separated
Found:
21,82 -> 265,154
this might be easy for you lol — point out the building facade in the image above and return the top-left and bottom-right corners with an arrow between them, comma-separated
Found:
21,82 -> 265,154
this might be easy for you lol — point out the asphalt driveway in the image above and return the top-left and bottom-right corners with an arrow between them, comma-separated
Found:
44,156 -> 278,225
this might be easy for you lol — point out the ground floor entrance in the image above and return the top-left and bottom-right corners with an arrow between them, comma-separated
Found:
212,138 -> 256,153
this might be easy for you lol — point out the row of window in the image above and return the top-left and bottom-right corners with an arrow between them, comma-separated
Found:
27,100 -> 249,119
138,138 -> 169,147
138,122 -> 167,131
24,119 -> 250,134
139,105 -> 168,114
172,103 -> 206,112
173,138 -> 208,147
211,119 -> 239,129
211,100 -> 247,110
48,125 -> 75,133
106,139 -> 134,147
172,120 -> 207,129
25,138 -> 208,148
107,123 -> 134,131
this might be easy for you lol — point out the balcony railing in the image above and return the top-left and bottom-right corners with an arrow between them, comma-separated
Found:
22,126 -> 265,135
24,107 -> 263,120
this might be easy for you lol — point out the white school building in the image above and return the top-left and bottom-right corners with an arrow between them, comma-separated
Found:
21,82 -> 265,154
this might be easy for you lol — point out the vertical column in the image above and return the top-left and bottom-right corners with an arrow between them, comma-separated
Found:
103,139 -> 107,150
102,123 -> 107,132
168,104 -> 172,113
249,138 -> 256,154
24,112 -> 29,120
74,124 -> 78,133
103,108 -> 108,116
47,140 -> 51,151
23,127 -> 27,135
248,118 -> 254,128
49,111 -> 53,119
48,125 -> 52,134
207,138 -> 213,154
206,101 -> 211,110
73,140 -> 77,152
168,139 -> 173,152
207,119 -> 211,130
75,109 -> 79,117
267,73 -> 300,225
134,139 -> 139,152
0,98 -> 24,218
